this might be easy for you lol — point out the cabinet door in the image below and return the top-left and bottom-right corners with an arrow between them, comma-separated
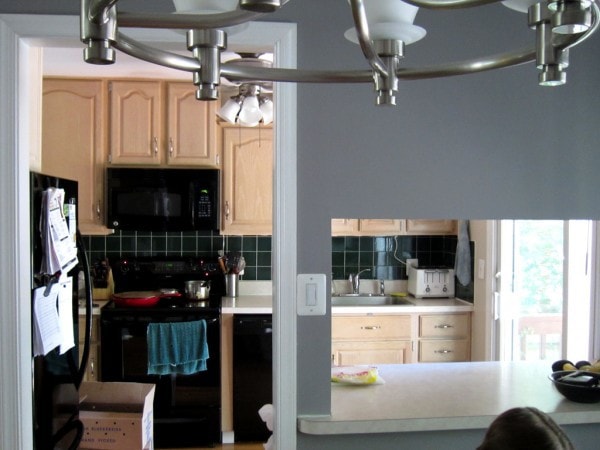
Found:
359,219 -> 404,235
166,82 -> 219,167
109,80 -> 163,165
419,313 -> 470,339
331,219 -> 359,236
419,339 -> 469,363
42,78 -> 110,235
221,126 -> 273,235
405,219 -> 457,235
332,340 -> 412,365
332,315 -> 411,341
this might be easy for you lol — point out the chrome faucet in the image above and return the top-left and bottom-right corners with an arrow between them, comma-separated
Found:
348,268 -> 371,294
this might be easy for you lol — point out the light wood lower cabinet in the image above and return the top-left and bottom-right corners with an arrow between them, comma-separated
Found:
418,313 -> 471,363
78,315 -> 101,381
332,315 -> 413,365
332,312 -> 471,365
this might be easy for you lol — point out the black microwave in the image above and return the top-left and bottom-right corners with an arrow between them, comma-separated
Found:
106,168 -> 220,231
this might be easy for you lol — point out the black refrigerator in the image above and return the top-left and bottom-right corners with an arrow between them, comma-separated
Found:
30,172 -> 93,450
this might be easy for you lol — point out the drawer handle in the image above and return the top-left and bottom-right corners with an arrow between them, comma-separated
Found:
89,358 -> 95,376
434,349 -> 453,354
435,324 -> 454,329
169,137 -> 174,156
153,136 -> 158,155
361,325 -> 381,330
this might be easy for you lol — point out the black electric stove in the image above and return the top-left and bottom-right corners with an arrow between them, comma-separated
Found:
101,256 -> 224,448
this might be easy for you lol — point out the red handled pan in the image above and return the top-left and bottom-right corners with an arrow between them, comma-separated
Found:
111,289 -> 181,307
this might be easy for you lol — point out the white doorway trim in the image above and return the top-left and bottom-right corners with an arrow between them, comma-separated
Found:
0,14 -> 297,449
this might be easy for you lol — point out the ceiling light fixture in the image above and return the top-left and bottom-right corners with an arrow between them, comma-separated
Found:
218,83 -> 274,126
81,0 -> 599,109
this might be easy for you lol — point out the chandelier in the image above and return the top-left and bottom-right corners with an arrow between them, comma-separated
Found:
80,0 -> 599,109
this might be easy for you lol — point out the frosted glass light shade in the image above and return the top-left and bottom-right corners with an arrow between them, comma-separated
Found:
259,97 -> 274,125
501,0 -> 540,13
238,96 -> 262,126
344,0 -> 426,45
173,0 -> 238,12
217,97 -> 242,123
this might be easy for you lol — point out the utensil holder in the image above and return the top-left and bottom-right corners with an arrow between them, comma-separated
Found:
225,274 -> 239,297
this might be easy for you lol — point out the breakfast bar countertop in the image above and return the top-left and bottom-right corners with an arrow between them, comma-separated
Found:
298,361 -> 600,435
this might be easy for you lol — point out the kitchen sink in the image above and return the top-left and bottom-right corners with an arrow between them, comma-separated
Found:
331,295 -> 414,306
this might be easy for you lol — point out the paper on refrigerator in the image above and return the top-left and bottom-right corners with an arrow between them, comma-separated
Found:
39,188 -> 78,276
32,278 -> 75,357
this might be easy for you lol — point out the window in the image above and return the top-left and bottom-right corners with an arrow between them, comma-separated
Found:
496,220 -> 594,362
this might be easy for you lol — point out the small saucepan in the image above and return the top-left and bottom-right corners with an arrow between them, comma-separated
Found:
184,280 -> 211,303
112,289 -> 181,308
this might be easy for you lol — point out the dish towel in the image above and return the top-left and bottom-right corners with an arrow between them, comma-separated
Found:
147,320 -> 209,375
454,220 -> 472,287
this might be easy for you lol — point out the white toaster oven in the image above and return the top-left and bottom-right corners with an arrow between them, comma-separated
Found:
408,266 -> 455,298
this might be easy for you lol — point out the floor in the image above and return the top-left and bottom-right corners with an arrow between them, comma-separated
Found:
157,443 -> 264,450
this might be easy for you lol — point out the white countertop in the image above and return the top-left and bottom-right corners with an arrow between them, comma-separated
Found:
298,361 -> 600,435
220,293 -> 472,315
221,295 -> 273,314
332,297 -> 473,314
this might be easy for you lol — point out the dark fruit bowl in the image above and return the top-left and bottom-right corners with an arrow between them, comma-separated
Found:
550,371 -> 600,403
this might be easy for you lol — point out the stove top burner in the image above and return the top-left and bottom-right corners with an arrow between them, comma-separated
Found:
109,255 -> 226,309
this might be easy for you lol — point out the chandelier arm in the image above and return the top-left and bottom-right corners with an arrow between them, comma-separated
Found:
117,10 -> 264,30
222,64 -> 375,83
396,47 -> 536,79
115,32 -> 201,72
401,0 -> 502,9
350,0 -> 389,77
88,0 -> 119,23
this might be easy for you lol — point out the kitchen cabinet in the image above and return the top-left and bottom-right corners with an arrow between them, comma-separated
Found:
42,78 -> 111,235
220,125 -> 273,235
332,219 -> 456,236
78,315 -> 101,382
331,315 -> 413,365
331,219 -> 404,236
109,80 -> 219,167
405,219 -> 457,235
418,313 -> 471,363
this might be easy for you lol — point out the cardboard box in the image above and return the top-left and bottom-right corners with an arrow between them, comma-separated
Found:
79,382 -> 155,450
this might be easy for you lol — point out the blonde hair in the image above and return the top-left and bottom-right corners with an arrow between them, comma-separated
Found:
477,407 -> 575,450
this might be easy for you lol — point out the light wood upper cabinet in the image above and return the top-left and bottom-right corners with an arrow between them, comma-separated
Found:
166,82 -> 219,167
109,80 -> 163,165
220,125 -> 273,235
332,218 -> 457,236
405,219 -> 457,235
42,78 -> 111,235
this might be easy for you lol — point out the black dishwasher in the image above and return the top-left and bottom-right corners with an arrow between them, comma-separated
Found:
233,314 -> 272,442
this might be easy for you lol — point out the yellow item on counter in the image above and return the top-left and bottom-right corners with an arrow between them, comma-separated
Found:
331,366 -> 380,385
390,292 -> 407,297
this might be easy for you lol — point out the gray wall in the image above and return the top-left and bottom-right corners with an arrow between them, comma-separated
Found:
4,1 -> 600,448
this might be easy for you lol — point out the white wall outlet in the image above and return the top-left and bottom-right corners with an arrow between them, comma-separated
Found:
297,274 -> 326,316
406,259 -> 418,271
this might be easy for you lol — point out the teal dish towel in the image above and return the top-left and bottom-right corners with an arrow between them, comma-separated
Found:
147,320 -> 209,375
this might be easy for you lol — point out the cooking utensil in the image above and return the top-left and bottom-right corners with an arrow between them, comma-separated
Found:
184,280 -> 211,300
112,290 -> 181,308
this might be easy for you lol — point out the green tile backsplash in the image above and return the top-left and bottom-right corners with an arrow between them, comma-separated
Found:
83,231 -> 473,300
332,234 -> 474,302
82,231 -> 273,281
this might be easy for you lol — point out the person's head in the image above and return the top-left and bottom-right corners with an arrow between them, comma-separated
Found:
477,407 -> 575,450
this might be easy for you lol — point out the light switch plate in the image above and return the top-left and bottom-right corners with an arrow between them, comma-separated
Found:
297,274 -> 326,316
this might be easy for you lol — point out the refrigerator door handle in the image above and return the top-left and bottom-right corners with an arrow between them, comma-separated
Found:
75,230 -> 93,389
